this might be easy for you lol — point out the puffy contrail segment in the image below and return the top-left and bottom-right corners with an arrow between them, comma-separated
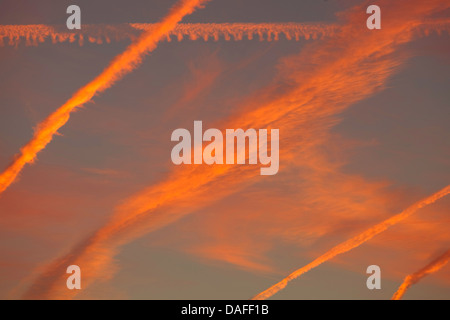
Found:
21,0 -> 450,299
0,19 -> 448,47
252,185 -> 450,300
0,0 -> 210,195
0,23 -> 337,46
392,249 -> 450,300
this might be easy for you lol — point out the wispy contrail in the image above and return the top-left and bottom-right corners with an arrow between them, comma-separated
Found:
0,19 -> 448,47
392,249 -> 450,300
20,0 -> 450,300
252,185 -> 450,300
0,0 -> 210,195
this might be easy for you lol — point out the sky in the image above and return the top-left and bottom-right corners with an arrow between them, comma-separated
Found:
0,0 -> 449,300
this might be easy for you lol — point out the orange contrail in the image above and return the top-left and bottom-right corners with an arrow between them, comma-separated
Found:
20,0 -> 450,299
0,23 -> 338,46
252,186 -> 450,300
392,249 -> 450,300
0,19 -> 448,47
0,0 -> 210,196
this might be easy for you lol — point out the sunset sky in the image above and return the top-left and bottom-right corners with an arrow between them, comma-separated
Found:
0,0 -> 449,300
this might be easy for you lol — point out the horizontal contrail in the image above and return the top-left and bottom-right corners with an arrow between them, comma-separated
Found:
252,185 -> 450,300
1,18 -> 448,193
392,249 -> 450,300
0,19 -> 448,47
0,0 -> 210,196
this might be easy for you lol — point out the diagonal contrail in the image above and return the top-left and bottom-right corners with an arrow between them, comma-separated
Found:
392,249 -> 450,300
0,0 -> 210,196
252,185 -> 450,300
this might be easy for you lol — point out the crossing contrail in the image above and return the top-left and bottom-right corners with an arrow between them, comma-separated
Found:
0,0 -> 210,196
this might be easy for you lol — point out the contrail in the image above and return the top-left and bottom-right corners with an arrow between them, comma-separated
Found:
0,23 -> 337,47
0,19 -> 448,47
0,0 -> 210,195
392,249 -> 450,300
19,0 -> 450,300
252,185 -> 450,300
1,17 -> 447,191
